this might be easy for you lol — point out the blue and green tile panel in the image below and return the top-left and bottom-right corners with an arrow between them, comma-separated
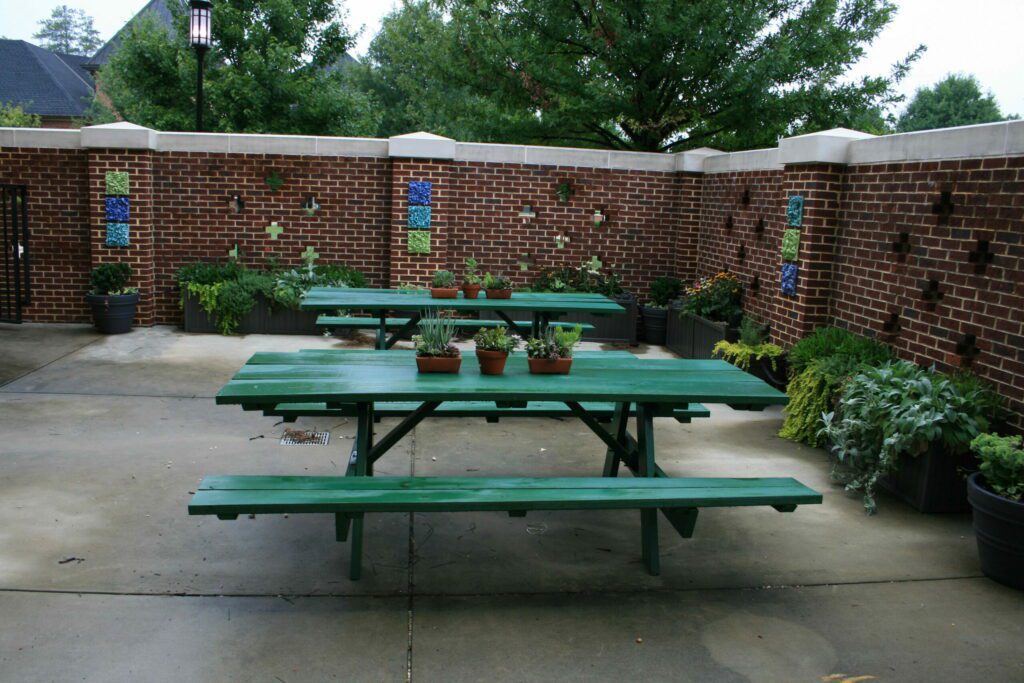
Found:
105,197 -> 129,222
781,263 -> 798,296
408,181 -> 432,206
105,171 -> 130,196
408,230 -> 431,254
408,205 -> 431,230
781,229 -> 800,262
105,223 -> 130,247
786,195 -> 803,227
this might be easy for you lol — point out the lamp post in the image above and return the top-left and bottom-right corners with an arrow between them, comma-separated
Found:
189,0 -> 213,132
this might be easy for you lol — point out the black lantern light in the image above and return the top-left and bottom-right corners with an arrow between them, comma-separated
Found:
189,0 -> 213,132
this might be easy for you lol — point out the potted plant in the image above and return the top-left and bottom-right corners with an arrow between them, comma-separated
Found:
667,271 -> 742,358
86,263 -> 139,334
712,316 -> 786,389
413,311 -> 461,373
473,326 -> 520,375
462,258 -> 483,299
967,433 -> 1024,589
526,324 -> 583,374
430,270 -> 459,299
483,273 -> 513,299
820,361 -> 992,514
640,276 -> 681,345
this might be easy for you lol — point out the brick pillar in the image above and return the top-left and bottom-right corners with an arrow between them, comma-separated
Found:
772,162 -> 845,345
87,148 -> 156,325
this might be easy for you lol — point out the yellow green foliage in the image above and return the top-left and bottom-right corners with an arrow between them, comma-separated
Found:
779,365 -> 832,447
713,340 -> 783,372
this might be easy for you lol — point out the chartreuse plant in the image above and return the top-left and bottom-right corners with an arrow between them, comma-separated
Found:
413,309 -> 459,357
820,361 -> 988,514
526,324 -> 583,359
473,326 -> 520,353
713,316 -> 782,371
779,327 -> 894,447
971,433 -> 1024,501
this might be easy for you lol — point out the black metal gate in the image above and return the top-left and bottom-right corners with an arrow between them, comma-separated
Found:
1,185 -> 31,323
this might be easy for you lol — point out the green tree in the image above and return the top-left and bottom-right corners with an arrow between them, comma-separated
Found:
0,103 -> 42,127
896,74 -> 1017,133
33,5 -> 102,55
413,0 -> 921,151
96,0 -> 378,136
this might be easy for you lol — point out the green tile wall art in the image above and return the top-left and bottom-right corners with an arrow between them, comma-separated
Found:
408,181 -> 432,206
408,205 -> 431,229
106,223 -> 130,247
105,171 -> 129,196
408,230 -> 431,254
786,195 -> 803,227
104,171 -> 130,248
781,229 -> 801,261
781,263 -> 798,296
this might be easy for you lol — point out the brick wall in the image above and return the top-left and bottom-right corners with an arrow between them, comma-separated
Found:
0,147 -> 91,323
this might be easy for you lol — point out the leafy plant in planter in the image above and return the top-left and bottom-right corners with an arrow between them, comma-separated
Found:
430,270 -> 458,299
462,258 -> 483,299
86,263 -> 139,334
413,310 -> 460,373
819,360 -> 989,514
641,276 -> 681,345
680,271 -> 742,324
779,327 -> 894,447
483,273 -> 513,299
473,326 -> 521,375
713,316 -> 784,371
531,260 -> 624,296
526,324 -> 583,374
967,432 -> 1024,588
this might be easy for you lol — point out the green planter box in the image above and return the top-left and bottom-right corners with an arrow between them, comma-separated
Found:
182,293 -> 320,335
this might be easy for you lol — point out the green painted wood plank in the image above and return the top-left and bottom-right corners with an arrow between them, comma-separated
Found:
197,475 -> 813,492
261,401 -> 711,420
299,289 -> 626,314
315,316 -> 594,331
244,350 -> 649,365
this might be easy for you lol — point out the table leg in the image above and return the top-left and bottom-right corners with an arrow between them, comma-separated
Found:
636,403 -> 660,576
376,313 -> 387,350
602,401 -> 631,477
386,312 -> 421,350
349,401 -> 373,580
495,310 -> 531,338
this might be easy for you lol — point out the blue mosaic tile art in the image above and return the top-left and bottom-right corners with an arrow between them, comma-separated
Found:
408,205 -> 431,229
408,181 -> 432,206
105,196 -> 130,222
786,195 -> 803,227
781,262 -> 799,296
106,223 -> 130,247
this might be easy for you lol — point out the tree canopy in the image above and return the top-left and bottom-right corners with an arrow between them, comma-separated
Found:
376,0 -> 921,151
896,74 -> 1017,133
33,5 -> 102,56
0,104 -> 42,128
95,0 -> 377,136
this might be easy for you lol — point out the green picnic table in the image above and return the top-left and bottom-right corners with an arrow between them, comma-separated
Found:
193,349 -> 821,580
300,287 -> 625,349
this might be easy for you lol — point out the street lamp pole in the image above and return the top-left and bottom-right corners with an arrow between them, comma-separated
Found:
189,0 -> 213,132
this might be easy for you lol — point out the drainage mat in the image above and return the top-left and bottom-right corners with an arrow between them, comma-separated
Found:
280,429 -> 330,446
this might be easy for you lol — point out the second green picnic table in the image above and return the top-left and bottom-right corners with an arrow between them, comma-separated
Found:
300,287 -> 626,349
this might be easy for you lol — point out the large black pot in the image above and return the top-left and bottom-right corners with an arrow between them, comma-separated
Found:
880,441 -> 975,513
746,354 -> 789,391
86,292 -> 139,334
968,473 -> 1024,589
640,305 -> 668,345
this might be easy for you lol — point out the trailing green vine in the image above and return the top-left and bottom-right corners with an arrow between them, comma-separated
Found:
713,340 -> 783,371
778,365 -> 832,447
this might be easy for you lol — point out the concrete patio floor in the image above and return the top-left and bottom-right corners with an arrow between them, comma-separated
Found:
1,323 -> 1021,682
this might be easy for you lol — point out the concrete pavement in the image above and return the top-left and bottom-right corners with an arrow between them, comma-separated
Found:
1,323 -> 1021,682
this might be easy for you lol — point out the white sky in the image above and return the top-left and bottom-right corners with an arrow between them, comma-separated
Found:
1,0 -> 1021,116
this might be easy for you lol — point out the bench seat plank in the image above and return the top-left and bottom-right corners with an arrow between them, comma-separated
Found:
190,475 -> 822,515
316,315 -> 594,332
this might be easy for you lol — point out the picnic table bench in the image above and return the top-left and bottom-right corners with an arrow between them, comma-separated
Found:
316,315 -> 594,346
194,350 -> 820,580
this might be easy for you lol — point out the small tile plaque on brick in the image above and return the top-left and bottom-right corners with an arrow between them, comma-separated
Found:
105,222 -> 130,247
408,230 -> 431,254
105,171 -> 129,196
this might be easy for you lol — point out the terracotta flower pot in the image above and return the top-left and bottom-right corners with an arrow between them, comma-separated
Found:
475,349 -> 509,375
416,355 -> 462,373
528,357 -> 573,374
485,289 -> 512,300
462,283 -> 482,299
430,288 -> 459,299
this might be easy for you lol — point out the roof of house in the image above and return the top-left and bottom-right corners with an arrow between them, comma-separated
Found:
0,40 -> 95,118
85,0 -> 174,71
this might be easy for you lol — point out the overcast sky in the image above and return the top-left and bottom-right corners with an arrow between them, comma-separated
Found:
1,0 -> 1021,117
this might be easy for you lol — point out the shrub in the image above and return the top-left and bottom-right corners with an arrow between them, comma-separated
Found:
531,260 -> 623,296
473,326 -> 520,353
648,276 -> 682,307
971,433 -> 1024,501
820,360 -> 987,513
90,263 -> 134,295
787,326 -> 893,378
680,272 -> 741,322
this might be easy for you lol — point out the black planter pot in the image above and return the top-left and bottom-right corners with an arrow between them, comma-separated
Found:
968,473 -> 1024,589
640,305 -> 669,345
880,441 -> 976,513
665,308 -> 738,359
746,354 -> 789,391
86,292 -> 139,334
181,293 -> 319,335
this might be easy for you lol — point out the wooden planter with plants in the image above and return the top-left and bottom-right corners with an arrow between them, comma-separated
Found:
640,276 -> 681,345
414,312 -> 461,373
473,326 -> 520,375
666,272 -> 742,358
820,360 -> 1005,515
86,263 -> 139,334
712,317 -> 787,390
525,324 -> 583,375
966,433 -> 1024,590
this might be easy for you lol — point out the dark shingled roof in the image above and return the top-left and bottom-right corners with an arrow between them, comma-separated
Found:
85,0 -> 175,71
0,40 -> 96,118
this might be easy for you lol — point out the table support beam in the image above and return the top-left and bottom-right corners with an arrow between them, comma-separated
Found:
385,313 -> 422,350
368,401 -> 440,464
